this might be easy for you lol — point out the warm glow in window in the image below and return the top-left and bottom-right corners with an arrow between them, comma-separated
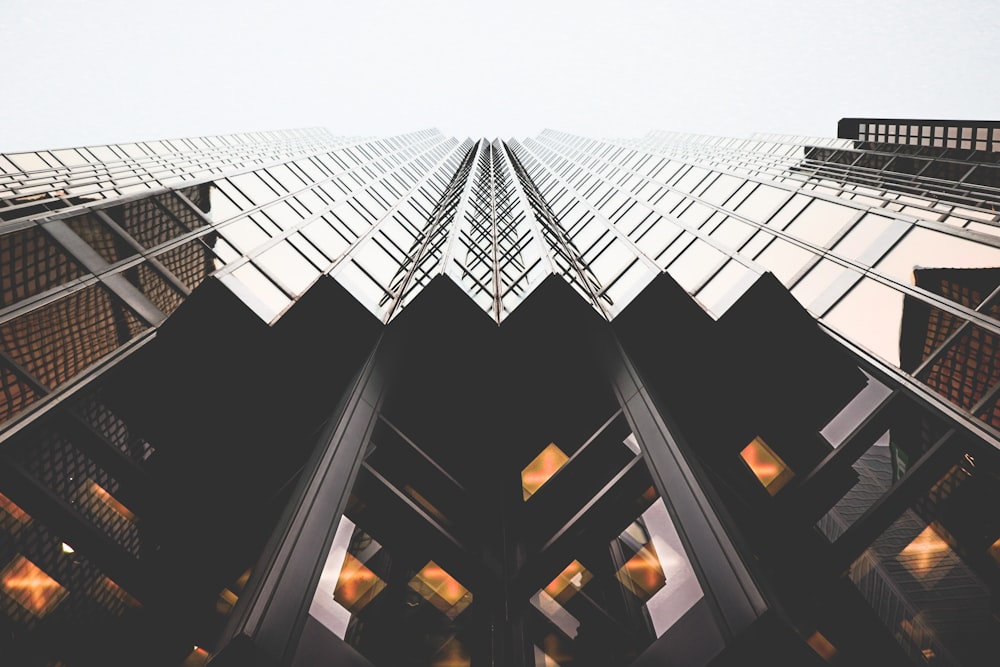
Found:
543,560 -> 592,603
616,544 -> 667,602
740,437 -> 794,495
430,637 -> 471,667
408,561 -> 472,619
522,443 -> 569,500
989,537 -> 1000,566
0,555 -> 68,618
216,587 -> 239,615
333,553 -> 386,613
898,525 -> 951,579
0,491 -> 31,533
807,631 -> 838,662
403,484 -> 448,525
91,576 -> 141,614
84,481 -> 137,522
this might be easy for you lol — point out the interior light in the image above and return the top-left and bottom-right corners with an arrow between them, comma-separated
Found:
0,555 -> 68,617
543,560 -> 592,603
408,561 -> 472,619
60,543 -> 75,554
522,443 -> 569,500
83,481 -> 137,522
898,525 -> 951,579
616,544 -> 666,602
739,436 -> 794,495
333,553 -> 385,613
91,576 -> 142,612
806,631 -> 838,662
0,491 -> 31,526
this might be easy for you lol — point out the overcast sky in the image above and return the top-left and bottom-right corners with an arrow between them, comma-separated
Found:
1,0 -> 997,152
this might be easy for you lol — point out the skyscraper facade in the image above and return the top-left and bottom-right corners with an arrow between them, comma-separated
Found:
0,120 -> 997,666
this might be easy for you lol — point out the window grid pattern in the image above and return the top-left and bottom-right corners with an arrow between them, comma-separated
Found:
0,131 -> 445,427
3,125 -> 1000,444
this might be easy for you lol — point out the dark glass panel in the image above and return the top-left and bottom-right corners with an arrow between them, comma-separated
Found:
0,285 -> 147,390
0,227 -> 83,308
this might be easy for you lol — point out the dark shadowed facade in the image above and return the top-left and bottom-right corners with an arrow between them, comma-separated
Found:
0,121 -> 999,666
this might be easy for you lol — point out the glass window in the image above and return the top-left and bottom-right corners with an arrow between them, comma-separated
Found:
832,214 -> 909,266
696,260 -> 758,317
256,242 -> 319,295
790,260 -> 859,315
845,444 -> 1000,665
755,238 -> 815,285
734,184 -> 789,222
0,227 -> 84,308
699,173 -> 742,206
522,443 -> 569,500
820,371 -> 893,447
823,277 -> 906,365
740,436 -> 794,495
709,217 -> 755,250
763,193 -> 811,231
302,218 -> 351,260
667,239 -> 726,293
0,285 -> 148,390
222,263 -> 291,322
65,214 -> 136,265
783,199 -> 858,247
874,227 -> 1000,289
220,217 -> 271,254
228,172 -> 280,206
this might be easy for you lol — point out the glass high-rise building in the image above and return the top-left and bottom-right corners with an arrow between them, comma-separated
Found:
0,120 -> 998,666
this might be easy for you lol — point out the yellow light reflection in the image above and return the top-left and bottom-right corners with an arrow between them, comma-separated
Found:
898,525 -> 951,579
431,637 -> 471,667
333,553 -> 385,613
86,481 -> 137,522
216,587 -> 238,615
989,537 -> 1000,566
0,491 -> 31,528
403,484 -> 449,525
806,631 -> 838,662
408,561 -> 472,619
740,437 -> 794,495
0,555 -> 68,618
91,576 -> 141,614
616,544 -> 666,602
522,443 -> 569,501
179,645 -> 211,667
543,560 -> 592,603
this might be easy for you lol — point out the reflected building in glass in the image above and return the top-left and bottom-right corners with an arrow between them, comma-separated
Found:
1,119 -> 999,666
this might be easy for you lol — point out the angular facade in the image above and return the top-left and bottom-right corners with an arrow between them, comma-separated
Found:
0,121 -> 998,666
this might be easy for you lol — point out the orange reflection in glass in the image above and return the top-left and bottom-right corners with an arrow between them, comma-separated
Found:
333,553 -> 385,613
408,561 -> 472,619
740,437 -> 794,495
522,443 -> 569,501
806,631 -> 838,662
0,555 -> 68,617
616,544 -> 666,602
431,637 -> 471,667
216,587 -> 238,615
989,537 -> 1000,566
0,491 -> 31,531
87,481 -> 137,522
543,560 -> 592,603
91,576 -> 141,614
403,484 -> 449,525
898,526 -> 951,578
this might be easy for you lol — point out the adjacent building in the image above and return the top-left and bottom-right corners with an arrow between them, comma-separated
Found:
0,120 -> 998,666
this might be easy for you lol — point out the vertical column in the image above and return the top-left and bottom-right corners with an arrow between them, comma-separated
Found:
213,335 -> 390,666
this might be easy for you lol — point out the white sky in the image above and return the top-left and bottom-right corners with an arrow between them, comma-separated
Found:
1,0 -> 998,151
